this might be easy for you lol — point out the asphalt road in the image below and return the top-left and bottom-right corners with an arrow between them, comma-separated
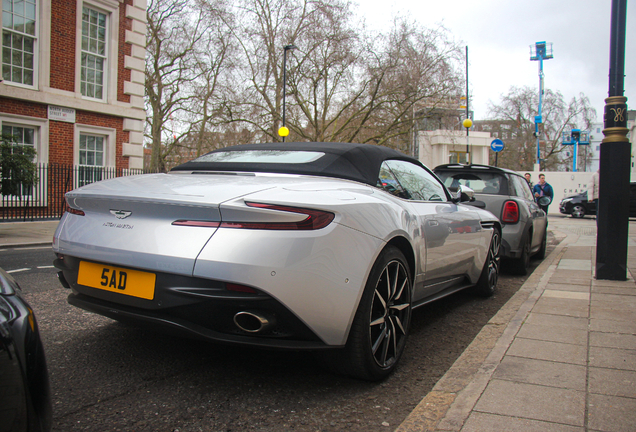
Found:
2,245 -> 549,432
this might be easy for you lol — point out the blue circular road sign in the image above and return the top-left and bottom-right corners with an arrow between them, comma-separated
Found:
490,139 -> 504,152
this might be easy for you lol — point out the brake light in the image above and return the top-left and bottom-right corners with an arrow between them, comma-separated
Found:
65,197 -> 85,216
223,202 -> 334,230
67,207 -> 85,216
501,200 -> 519,223
172,220 -> 220,228
172,202 -> 335,231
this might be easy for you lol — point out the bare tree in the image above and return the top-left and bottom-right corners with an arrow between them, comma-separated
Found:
145,0 -> 207,171
486,86 -> 596,171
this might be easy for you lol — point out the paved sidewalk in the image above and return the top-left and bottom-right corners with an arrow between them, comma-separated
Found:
0,220 -> 60,247
397,216 -> 636,432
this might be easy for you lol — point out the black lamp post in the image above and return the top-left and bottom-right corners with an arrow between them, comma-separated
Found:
596,0 -> 630,280
279,44 -> 297,142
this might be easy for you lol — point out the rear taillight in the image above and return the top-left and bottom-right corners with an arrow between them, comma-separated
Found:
501,200 -> 519,223
226,202 -> 335,230
172,220 -> 220,228
67,207 -> 85,216
65,197 -> 85,216
172,202 -> 335,231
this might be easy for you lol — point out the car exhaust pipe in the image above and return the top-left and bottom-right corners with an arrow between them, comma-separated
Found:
234,311 -> 276,333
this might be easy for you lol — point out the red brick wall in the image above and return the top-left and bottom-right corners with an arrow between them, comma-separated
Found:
48,121 -> 74,165
0,97 -> 47,118
50,0 -> 76,92
118,0 -> 133,103
1,98 -> 129,169
50,0 -> 134,102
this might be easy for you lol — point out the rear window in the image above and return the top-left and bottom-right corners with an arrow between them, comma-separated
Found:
193,150 -> 324,164
436,170 -> 508,195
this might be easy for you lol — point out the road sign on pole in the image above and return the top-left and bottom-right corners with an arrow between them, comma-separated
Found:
490,139 -> 504,152
490,139 -> 504,167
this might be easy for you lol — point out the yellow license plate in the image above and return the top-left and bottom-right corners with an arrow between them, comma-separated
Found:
78,261 -> 156,300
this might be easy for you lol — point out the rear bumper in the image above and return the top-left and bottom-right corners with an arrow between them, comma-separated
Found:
500,223 -> 525,259
56,255 -> 331,350
67,292 -> 333,350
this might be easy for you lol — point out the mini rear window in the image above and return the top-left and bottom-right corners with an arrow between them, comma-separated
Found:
193,150 -> 325,164
436,171 -> 508,195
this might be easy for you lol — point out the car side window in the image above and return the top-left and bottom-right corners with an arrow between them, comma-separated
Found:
511,175 -> 534,200
379,160 -> 447,202
378,163 -> 411,199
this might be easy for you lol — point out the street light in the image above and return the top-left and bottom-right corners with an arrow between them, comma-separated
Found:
279,44 -> 297,142
530,41 -> 553,169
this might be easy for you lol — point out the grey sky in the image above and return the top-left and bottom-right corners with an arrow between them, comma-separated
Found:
359,0 -> 635,124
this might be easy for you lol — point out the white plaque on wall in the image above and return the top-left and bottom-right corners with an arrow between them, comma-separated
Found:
48,105 -> 76,123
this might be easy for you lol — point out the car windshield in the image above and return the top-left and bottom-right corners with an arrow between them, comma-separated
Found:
436,171 -> 508,195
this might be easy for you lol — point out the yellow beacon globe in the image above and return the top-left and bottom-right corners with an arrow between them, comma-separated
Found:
462,118 -> 473,128
278,126 -> 290,137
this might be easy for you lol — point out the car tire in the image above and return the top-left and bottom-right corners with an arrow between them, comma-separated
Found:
510,230 -> 531,276
535,228 -> 547,260
327,246 -> 412,381
472,227 -> 501,297
571,205 -> 586,218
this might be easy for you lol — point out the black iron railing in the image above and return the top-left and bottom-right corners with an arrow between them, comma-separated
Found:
1,164 -> 155,222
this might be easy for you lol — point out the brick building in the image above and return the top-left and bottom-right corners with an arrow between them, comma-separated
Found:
1,0 -> 146,172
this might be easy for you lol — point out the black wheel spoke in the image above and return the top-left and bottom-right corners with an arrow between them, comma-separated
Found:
368,258 -> 411,369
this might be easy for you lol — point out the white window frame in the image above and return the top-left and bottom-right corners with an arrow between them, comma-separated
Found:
0,113 -> 48,163
75,0 -> 119,103
74,123 -> 116,189
1,0 -> 39,88
74,123 -> 115,167
0,114 -> 49,203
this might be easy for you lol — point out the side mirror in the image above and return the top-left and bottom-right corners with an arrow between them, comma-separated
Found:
455,185 -> 476,203
537,196 -> 551,206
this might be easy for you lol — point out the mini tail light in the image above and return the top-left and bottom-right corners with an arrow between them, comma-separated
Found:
501,200 -> 519,223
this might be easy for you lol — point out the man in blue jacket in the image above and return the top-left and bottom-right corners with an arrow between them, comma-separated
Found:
533,173 -> 553,214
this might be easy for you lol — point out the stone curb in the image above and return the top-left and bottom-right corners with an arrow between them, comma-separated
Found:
395,229 -> 573,432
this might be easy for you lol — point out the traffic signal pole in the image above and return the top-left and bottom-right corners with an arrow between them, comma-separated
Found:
596,0 -> 630,280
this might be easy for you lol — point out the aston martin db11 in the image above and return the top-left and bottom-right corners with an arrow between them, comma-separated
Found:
53,142 -> 501,380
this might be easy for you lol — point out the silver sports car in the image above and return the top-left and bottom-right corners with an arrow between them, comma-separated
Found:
53,142 -> 501,380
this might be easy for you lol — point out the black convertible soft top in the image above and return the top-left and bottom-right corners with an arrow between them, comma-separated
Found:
171,142 -> 424,187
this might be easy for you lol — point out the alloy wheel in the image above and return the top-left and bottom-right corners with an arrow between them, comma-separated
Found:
487,230 -> 501,290
368,259 -> 411,369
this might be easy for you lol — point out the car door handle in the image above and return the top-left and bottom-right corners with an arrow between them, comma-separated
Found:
428,220 -> 439,226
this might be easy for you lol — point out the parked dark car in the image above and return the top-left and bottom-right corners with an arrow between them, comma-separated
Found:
559,191 -> 595,218
434,164 -> 548,275
0,268 -> 52,432
559,182 -> 636,218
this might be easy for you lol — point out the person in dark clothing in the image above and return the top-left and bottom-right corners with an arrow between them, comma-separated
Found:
524,172 -> 533,188
533,173 -> 553,214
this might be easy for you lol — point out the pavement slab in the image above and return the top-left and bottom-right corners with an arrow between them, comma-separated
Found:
587,393 -> 636,432
462,412 -> 583,432
516,322 -> 588,345
506,338 -> 588,366
473,380 -> 585,426
588,367 -> 636,398
491,356 -> 587,391
532,297 -> 590,318
588,346 -> 636,371
589,332 -> 636,350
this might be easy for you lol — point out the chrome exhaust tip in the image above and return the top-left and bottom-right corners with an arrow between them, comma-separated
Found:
234,310 -> 276,333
